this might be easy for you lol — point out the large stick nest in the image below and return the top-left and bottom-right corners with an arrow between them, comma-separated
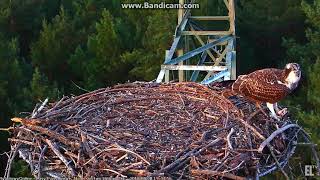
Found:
4,82 -> 319,179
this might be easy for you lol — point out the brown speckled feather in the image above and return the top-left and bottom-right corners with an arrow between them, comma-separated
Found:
232,68 -> 290,103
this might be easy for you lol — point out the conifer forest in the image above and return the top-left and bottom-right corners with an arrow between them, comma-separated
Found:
0,0 -> 320,179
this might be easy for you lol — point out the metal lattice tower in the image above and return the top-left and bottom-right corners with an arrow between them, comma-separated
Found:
156,0 -> 236,84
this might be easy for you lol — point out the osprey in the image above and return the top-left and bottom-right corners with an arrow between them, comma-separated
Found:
232,63 -> 301,120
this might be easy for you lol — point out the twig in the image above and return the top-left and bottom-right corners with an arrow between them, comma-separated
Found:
191,169 -> 245,180
98,168 -> 127,178
0,127 -> 14,131
227,128 -> 235,150
170,138 -> 223,173
25,124 -> 80,148
296,143 -> 317,146
84,147 -> 150,166
37,145 -> 48,179
119,162 -> 143,173
72,81 -> 90,92
267,144 -> 290,180
153,138 -> 222,175
258,124 -> 300,153
4,144 -> 20,178
32,98 -> 49,118
45,139 -> 76,176
8,138 -> 36,146
236,118 -> 265,140
80,131 -> 97,164
212,152 -> 230,171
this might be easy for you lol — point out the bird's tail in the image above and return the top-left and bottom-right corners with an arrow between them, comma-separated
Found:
209,80 -> 237,98
209,80 -> 234,88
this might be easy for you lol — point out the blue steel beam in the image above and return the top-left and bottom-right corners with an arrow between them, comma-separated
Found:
201,69 -> 229,84
175,8 -> 191,36
165,9 -> 190,64
190,51 -> 208,81
157,8 -> 190,82
165,35 -> 233,65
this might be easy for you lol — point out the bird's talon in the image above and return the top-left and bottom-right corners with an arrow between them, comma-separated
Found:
277,108 -> 288,117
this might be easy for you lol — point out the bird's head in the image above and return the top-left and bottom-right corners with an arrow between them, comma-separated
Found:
284,63 -> 301,90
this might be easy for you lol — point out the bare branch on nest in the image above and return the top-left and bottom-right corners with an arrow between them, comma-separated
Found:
32,98 -> 49,118
258,124 -> 300,153
45,139 -> 76,176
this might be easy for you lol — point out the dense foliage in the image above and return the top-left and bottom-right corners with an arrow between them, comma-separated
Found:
0,0 -> 318,178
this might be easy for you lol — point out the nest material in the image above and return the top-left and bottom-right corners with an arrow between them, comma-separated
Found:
4,82 -> 319,179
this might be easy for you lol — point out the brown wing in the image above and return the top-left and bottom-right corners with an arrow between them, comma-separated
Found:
232,68 -> 290,103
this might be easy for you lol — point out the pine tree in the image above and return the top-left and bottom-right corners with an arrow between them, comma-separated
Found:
237,0 -> 305,73
0,35 -> 28,125
84,9 -> 125,89
28,68 -> 59,102
121,7 -> 176,81
31,7 -> 77,90
284,0 -> 320,144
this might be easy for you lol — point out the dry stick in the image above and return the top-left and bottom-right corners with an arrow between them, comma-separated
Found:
262,124 -> 298,178
98,168 -> 127,178
76,147 -> 82,168
71,87 -> 146,105
80,131 -> 97,164
45,171 -> 66,179
258,124 -> 300,153
116,154 -> 128,163
84,147 -> 150,166
227,128 -> 235,150
72,81 -> 90,92
42,96 -> 67,116
45,139 -> 76,176
202,125 -> 235,141
236,118 -> 265,140
128,169 -> 152,177
107,97 -> 177,106
4,144 -> 21,178
23,123 -> 80,148
177,165 -> 190,180
0,127 -> 14,131
4,149 -> 15,178
226,161 -> 246,174
191,169 -> 245,180
244,120 -> 254,158
28,151 -> 34,175
119,162 -> 143,173
237,116 -> 289,178
40,109 -> 78,119
297,143 -> 318,146
213,152 -> 230,172
267,144 -> 290,180
8,138 -> 36,146
59,88 -> 108,107
37,145 -> 48,179
152,138 -> 222,175
247,108 -> 263,120
171,138 -> 224,173
32,98 -> 49,118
